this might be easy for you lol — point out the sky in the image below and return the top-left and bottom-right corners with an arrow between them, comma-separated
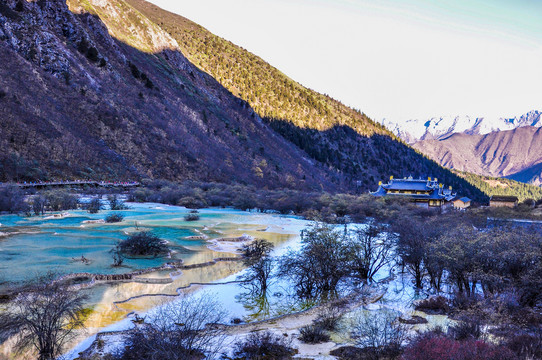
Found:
147,0 -> 542,122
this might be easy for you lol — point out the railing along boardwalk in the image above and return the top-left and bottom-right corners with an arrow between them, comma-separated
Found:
12,180 -> 140,189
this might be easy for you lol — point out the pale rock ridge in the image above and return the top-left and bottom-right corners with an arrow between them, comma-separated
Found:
382,110 -> 542,144
67,0 -> 179,53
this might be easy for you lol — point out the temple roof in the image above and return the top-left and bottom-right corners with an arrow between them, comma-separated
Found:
371,177 -> 456,202
381,179 -> 438,191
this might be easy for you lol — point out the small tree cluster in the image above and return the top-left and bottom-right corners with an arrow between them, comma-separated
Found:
118,231 -> 169,257
105,213 -> 124,223
128,62 -> 155,89
85,197 -> 103,214
108,195 -> 128,210
0,184 -> 28,213
30,190 -> 79,215
279,222 -> 393,298
76,38 -> 105,66
184,213 -> 200,221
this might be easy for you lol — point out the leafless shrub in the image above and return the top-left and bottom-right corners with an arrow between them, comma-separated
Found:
314,303 -> 343,331
350,310 -> 407,352
0,276 -> 88,360
118,231 -> 169,257
448,315 -> 484,341
232,331 -> 296,360
116,293 -> 227,360
505,330 -> 542,360
299,324 -> 330,344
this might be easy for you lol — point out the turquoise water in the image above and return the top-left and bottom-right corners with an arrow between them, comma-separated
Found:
0,203 -> 298,284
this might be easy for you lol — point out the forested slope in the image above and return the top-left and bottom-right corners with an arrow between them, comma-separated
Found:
124,0 -> 488,200
0,0 -> 488,201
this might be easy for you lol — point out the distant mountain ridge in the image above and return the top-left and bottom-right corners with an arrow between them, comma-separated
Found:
381,110 -> 542,187
413,126 -> 542,186
383,110 -> 542,144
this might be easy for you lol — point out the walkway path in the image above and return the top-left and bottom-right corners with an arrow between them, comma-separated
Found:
13,180 -> 140,189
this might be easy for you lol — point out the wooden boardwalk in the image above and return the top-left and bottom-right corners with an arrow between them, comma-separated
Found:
14,181 -> 140,189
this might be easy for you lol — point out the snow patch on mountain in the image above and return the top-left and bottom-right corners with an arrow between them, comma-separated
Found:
382,110 -> 542,144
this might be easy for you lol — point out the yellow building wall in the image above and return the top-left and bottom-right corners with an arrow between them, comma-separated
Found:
453,200 -> 470,209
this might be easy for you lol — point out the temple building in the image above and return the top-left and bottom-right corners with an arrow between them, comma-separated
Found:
371,176 -> 456,208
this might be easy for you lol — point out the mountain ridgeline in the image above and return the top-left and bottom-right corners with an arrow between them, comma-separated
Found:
414,127 -> 542,186
0,0 -> 486,200
384,111 -> 542,191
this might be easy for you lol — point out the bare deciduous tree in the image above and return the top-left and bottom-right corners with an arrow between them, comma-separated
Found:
32,195 -> 47,215
0,279 -> 88,360
239,239 -> 275,294
118,293 -> 227,360
348,222 -> 394,282
241,239 -> 274,266
85,197 -> 102,214
279,223 -> 351,298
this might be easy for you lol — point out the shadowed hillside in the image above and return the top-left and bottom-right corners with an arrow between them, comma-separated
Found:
121,0 -> 487,199
265,119 -> 486,201
457,172 -> 542,202
0,0 -> 336,190
125,0 -> 386,135
0,0 -> 488,201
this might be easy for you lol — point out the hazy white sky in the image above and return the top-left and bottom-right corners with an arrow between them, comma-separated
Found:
148,0 -> 542,122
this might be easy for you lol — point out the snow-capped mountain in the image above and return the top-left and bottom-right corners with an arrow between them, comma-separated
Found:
382,110 -> 542,144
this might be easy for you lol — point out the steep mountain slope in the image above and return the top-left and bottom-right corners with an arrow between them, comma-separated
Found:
0,0 -> 488,201
117,0 -> 487,199
125,0 -> 385,135
0,0 -> 335,189
383,110 -> 542,144
413,127 -> 542,182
